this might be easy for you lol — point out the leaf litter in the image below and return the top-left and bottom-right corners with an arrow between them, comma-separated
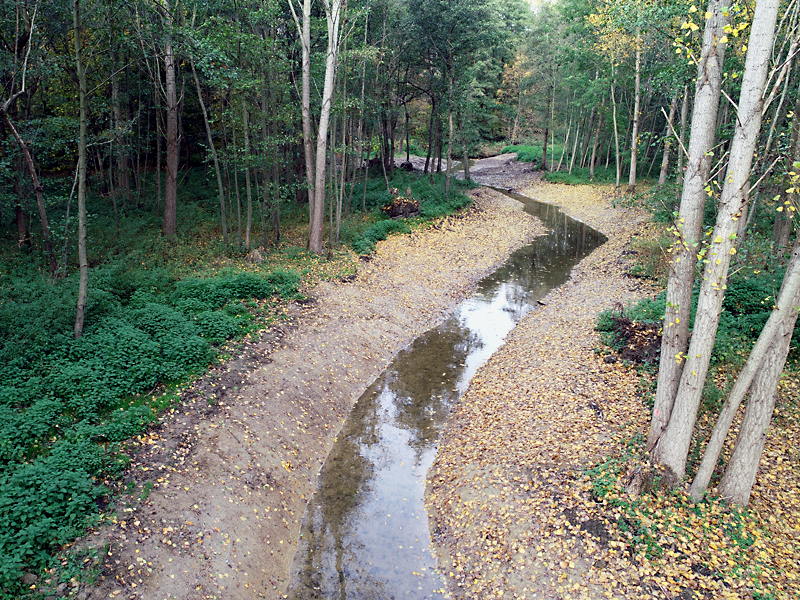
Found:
73,187 -> 544,600
427,182 -> 800,600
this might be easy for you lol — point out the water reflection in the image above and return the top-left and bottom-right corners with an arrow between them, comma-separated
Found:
286,192 -> 606,599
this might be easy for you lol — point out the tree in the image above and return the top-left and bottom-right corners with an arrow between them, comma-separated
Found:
651,0 -> 781,481
647,0 -> 730,454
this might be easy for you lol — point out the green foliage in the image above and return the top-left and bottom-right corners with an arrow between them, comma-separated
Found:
543,166 -> 617,185
0,257 -> 300,590
352,219 -> 412,255
501,144 -> 544,163
347,172 -> 473,255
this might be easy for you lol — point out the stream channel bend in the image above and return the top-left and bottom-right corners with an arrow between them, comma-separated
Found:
287,191 -> 606,599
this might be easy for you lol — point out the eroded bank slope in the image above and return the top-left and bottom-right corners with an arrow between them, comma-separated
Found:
80,188 -> 543,600
427,182 -> 656,599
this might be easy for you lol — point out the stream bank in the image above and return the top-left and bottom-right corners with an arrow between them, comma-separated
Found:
426,182 -> 656,599
79,187 -> 543,600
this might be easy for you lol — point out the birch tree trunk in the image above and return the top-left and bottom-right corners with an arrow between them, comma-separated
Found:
690,235 -> 800,500
627,36 -> 642,193
243,99 -> 252,248
288,0 -> 315,243
191,60 -> 228,247
309,0 -> 343,254
717,240 -> 799,505
652,0 -> 780,480
73,0 -> 89,338
658,91 -> 678,187
162,15 -> 179,239
648,0 -> 730,453
676,85 -> 689,192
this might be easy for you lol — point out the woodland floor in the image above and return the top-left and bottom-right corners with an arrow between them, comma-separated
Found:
71,158 -> 799,600
428,178 -> 800,599
75,175 -> 544,600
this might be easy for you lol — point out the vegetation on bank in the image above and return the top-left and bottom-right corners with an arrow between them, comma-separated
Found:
0,168 -> 470,596
591,182 -> 799,600
501,144 -> 619,185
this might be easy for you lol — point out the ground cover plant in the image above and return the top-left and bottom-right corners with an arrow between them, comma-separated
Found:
502,144 -> 620,185
0,165 -> 471,596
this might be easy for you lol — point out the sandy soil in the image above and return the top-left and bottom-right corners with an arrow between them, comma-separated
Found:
427,181 -> 658,599
77,186 -> 545,600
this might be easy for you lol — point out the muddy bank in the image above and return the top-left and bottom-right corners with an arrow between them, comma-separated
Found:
427,181 -> 657,598
79,187 -> 544,600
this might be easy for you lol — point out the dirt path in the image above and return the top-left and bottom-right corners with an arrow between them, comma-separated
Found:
427,181 -> 657,598
79,187 -> 545,600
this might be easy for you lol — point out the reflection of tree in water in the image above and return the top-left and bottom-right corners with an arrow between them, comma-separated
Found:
387,325 -> 473,458
289,387 -> 382,600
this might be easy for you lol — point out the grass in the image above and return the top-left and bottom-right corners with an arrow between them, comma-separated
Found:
502,144 -> 625,185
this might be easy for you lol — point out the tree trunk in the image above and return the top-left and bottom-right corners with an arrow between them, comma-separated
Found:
590,99 -> 604,180
289,0 -> 315,244
243,99 -> 253,248
658,91 -> 679,187
309,0 -> 342,254
191,60 -> 228,247
445,69 -> 454,196
676,85 -> 689,192
648,0 -> 731,454
690,235 -> 800,499
611,67 -> 621,188
717,243 -> 798,505
652,0 -> 779,481
628,40 -> 641,194
162,27 -> 179,239
73,0 -> 89,339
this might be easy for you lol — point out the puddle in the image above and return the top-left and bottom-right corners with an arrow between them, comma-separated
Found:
286,191 -> 606,599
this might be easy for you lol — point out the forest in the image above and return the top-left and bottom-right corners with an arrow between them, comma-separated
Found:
1,0 -> 799,595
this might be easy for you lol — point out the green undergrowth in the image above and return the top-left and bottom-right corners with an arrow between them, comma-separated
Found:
342,171 -> 474,255
0,167 -> 477,594
0,262 -> 300,593
586,444 -> 781,598
597,266 -> 800,368
501,144 -> 621,185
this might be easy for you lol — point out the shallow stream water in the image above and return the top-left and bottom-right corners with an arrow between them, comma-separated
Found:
286,191 -> 606,599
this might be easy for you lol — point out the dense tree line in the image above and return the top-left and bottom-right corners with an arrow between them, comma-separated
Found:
2,0 -> 529,274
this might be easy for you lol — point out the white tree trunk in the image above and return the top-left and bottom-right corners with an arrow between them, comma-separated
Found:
658,91 -> 678,187
309,0 -> 343,254
690,236 -> 800,499
652,0 -> 781,481
627,36 -> 641,193
648,0 -> 730,453
191,60 -> 228,247
717,242 -> 799,505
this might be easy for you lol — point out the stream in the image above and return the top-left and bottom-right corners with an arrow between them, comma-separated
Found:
286,190 -> 606,599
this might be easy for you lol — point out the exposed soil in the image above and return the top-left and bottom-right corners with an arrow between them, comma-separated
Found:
76,185 -> 545,600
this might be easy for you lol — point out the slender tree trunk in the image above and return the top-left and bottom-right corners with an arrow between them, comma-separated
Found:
690,235 -> 800,499
717,240 -> 798,505
191,60 -> 228,246
611,67 -> 621,188
628,40 -> 641,194
289,0 -> 315,239
652,0 -> 779,480
445,67 -> 454,196
569,112 -> 582,174
590,99 -> 604,180
309,0 -> 343,254
162,23 -> 179,238
243,99 -> 253,248
648,0 -> 731,453
658,91 -> 679,187
676,85 -> 689,193
73,0 -> 89,339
